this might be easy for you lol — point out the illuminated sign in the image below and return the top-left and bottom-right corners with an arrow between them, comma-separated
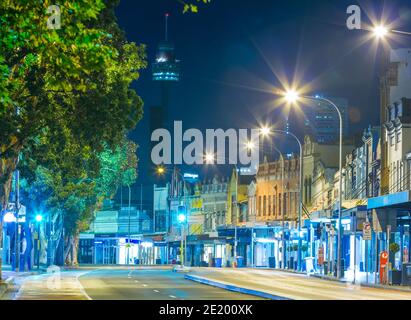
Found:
183,173 -> 199,180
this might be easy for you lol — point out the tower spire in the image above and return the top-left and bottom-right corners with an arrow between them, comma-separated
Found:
165,13 -> 170,41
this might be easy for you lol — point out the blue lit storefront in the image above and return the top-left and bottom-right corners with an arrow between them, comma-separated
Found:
340,206 -> 369,280
217,226 -> 252,267
307,206 -> 368,277
368,191 -> 411,277
185,234 -> 227,267
79,233 -> 168,265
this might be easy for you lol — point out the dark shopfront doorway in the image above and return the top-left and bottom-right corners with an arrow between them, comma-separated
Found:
94,238 -> 118,265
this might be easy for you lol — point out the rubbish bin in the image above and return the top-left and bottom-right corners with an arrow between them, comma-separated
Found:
289,257 -> 294,269
402,263 -> 411,286
215,258 -> 222,268
323,261 -> 328,275
268,257 -> 276,269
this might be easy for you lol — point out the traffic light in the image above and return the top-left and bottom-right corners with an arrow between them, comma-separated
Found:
177,205 -> 186,223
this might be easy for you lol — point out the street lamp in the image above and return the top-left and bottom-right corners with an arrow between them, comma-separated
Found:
157,165 -> 189,267
268,128 -> 303,271
284,90 -> 299,104
204,152 -> 241,268
373,25 -> 389,39
283,90 -> 344,278
156,166 -> 166,175
255,130 -> 287,269
35,214 -> 43,270
178,208 -> 186,268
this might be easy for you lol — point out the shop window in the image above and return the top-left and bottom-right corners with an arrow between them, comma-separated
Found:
278,193 -> 282,216
268,196 -> 272,216
283,193 -> 287,215
263,195 -> 267,216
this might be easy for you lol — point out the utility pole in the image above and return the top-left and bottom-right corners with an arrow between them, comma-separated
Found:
234,167 -> 238,268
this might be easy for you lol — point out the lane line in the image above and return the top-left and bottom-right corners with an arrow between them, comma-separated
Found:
169,295 -> 177,299
153,290 -> 160,293
142,284 -> 148,287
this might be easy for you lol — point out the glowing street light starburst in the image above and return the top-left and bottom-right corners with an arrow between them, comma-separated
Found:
259,126 -> 271,137
205,153 -> 215,164
373,25 -> 389,39
284,90 -> 300,104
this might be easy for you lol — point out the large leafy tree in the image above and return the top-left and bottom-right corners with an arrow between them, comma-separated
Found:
22,138 -> 138,266
0,0 -> 145,275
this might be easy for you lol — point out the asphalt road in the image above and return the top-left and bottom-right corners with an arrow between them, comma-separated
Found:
78,268 -> 263,300
8,267 -> 263,300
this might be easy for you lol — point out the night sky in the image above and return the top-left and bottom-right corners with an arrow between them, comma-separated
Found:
114,0 -> 411,204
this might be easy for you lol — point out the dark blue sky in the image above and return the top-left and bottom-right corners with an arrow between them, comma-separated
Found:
114,0 -> 411,201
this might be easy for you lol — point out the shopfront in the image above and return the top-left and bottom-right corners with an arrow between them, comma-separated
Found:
368,191 -> 411,283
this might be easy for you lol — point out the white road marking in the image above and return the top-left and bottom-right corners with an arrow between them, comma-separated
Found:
169,295 -> 177,299
134,280 -> 139,283
142,284 -> 148,287
153,290 -> 160,293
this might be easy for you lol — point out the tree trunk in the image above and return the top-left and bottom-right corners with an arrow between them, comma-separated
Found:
0,153 -> 19,281
64,235 -> 72,266
72,233 -> 79,267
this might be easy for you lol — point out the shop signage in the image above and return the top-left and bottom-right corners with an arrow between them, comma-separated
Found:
362,222 -> 372,240
318,246 -> 324,266
379,251 -> 389,284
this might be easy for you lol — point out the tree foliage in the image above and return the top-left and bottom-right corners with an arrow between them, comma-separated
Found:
0,0 -> 145,211
0,0 -> 145,270
179,0 -> 211,14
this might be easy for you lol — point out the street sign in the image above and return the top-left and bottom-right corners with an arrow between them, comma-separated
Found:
363,222 -> 372,240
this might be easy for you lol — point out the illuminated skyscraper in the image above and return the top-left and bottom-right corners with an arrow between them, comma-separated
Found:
152,13 -> 180,83
303,97 -> 349,144
149,14 -> 180,165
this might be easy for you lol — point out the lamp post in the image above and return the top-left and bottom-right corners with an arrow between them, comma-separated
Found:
178,211 -> 186,268
370,25 -> 411,38
283,90 -> 344,278
127,184 -> 131,265
271,129 -> 303,271
205,153 -> 240,268
35,214 -> 43,270
156,166 -> 188,267
259,128 -> 286,269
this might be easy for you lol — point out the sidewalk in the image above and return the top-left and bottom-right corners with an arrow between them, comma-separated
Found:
244,267 -> 411,292
185,268 -> 411,300
0,266 -> 47,299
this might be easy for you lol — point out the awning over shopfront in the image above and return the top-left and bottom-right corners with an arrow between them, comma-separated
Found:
186,234 -> 226,245
217,226 -> 252,239
368,191 -> 411,210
